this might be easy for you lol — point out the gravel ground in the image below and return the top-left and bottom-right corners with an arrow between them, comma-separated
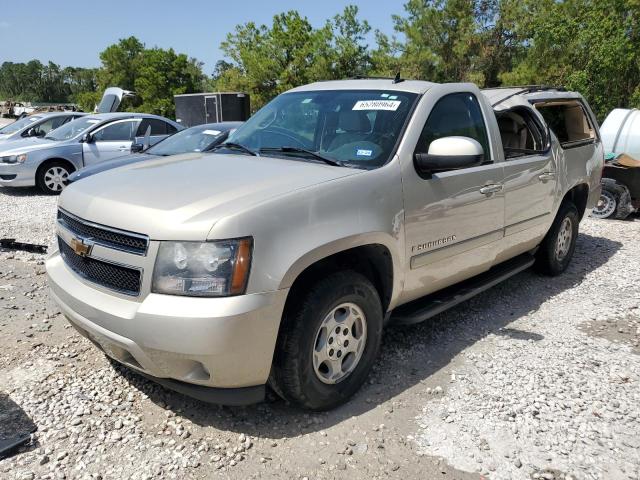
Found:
0,187 -> 58,249
0,187 -> 639,480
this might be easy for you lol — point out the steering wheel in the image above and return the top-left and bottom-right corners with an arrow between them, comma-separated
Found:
261,127 -> 310,148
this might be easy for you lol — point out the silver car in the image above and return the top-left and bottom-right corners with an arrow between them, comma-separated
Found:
0,113 -> 181,194
0,112 -> 86,145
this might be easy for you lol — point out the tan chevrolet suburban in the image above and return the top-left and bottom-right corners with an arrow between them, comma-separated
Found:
46,80 -> 603,410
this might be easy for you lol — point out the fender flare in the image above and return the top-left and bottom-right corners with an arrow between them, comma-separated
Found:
278,232 -> 404,309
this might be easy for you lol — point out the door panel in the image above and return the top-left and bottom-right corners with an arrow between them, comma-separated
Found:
502,152 -> 556,231
400,91 -> 506,304
82,120 -> 140,166
402,164 -> 505,303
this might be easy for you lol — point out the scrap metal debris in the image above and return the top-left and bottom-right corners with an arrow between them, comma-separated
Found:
0,238 -> 47,254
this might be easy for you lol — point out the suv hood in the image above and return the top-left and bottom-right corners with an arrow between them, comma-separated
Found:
59,152 -> 362,241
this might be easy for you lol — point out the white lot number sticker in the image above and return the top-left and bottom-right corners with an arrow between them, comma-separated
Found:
353,100 -> 401,111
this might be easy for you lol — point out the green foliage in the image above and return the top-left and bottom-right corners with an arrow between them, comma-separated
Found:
3,3 -> 640,121
0,60 -> 97,104
500,0 -> 640,120
94,38 -> 206,117
0,37 -> 204,118
213,6 -> 372,109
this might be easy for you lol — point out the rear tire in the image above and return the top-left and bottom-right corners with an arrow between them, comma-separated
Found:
271,271 -> 383,410
36,161 -> 72,194
535,201 -> 579,276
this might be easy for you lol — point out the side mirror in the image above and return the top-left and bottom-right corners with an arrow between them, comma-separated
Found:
81,133 -> 93,143
414,136 -> 484,177
26,128 -> 38,137
131,143 -> 144,153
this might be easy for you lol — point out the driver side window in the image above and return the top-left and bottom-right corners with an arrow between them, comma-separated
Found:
415,93 -> 491,165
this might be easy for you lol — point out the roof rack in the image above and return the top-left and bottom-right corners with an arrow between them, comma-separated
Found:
490,85 -> 567,107
489,84 -> 566,92
349,72 -> 405,84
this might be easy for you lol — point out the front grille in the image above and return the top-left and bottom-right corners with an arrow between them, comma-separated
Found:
58,237 -> 141,296
58,209 -> 148,255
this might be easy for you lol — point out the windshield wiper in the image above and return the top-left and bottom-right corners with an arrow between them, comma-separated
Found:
210,142 -> 257,156
259,147 -> 343,167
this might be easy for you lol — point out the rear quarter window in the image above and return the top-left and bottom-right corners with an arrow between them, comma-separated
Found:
535,101 -> 595,148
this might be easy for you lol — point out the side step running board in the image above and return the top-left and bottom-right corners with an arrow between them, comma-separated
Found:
390,253 -> 535,325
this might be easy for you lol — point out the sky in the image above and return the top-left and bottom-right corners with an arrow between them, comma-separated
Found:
0,0 -> 407,75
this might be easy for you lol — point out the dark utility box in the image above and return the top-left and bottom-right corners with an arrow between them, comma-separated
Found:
174,92 -> 250,127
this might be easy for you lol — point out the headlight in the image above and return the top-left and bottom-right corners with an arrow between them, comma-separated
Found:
0,154 -> 27,164
152,238 -> 252,297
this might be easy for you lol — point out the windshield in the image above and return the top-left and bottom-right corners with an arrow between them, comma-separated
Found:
228,89 -> 418,168
148,125 -> 228,156
0,115 -> 42,135
45,117 -> 101,141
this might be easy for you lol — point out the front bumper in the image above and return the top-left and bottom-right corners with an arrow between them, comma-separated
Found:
0,162 -> 35,187
46,251 -> 288,403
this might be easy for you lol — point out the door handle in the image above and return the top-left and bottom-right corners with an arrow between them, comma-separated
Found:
538,172 -> 556,182
479,184 -> 503,195
118,146 -> 129,151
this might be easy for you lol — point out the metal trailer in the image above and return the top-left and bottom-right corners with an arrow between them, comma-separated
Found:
174,92 -> 250,128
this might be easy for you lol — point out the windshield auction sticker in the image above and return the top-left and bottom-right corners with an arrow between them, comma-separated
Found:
352,100 -> 401,111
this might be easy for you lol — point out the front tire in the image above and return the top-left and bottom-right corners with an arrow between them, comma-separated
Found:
535,201 -> 579,276
36,161 -> 72,194
271,271 -> 383,410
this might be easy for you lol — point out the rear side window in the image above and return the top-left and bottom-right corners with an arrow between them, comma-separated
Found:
415,93 -> 490,163
496,107 -> 549,159
137,118 -> 172,136
536,101 -> 595,148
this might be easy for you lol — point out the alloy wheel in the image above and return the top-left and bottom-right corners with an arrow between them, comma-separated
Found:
43,166 -> 69,192
312,302 -> 367,385
555,217 -> 573,261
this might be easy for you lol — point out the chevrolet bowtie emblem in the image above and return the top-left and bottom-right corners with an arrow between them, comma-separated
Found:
70,237 -> 93,257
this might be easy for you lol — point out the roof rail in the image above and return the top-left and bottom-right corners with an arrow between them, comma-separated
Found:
349,75 -> 396,80
490,85 -> 568,107
490,85 -> 566,92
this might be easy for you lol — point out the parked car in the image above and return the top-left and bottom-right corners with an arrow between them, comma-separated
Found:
0,112 -> 86,145
47,79 -> 602,410
592,108 -> 640,219
0,113 -> 181,194
67,122 -> 242,184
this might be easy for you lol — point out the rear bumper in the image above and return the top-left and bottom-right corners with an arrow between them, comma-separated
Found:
46,250 -> 288,400
586,183 -> 602,212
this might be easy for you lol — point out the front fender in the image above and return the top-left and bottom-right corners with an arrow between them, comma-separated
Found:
28,145 -> 83,171
207,161 -> 407,306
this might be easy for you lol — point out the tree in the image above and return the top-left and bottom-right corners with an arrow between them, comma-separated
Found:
90,36 -> 205,116
325,6 -> 372,79
213,6 -> 372,109
501,0 -> 640,120
97,36 -> 144,92
134,48 -> 206,117
389,0 -> 479,83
